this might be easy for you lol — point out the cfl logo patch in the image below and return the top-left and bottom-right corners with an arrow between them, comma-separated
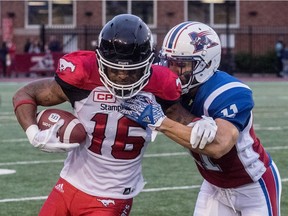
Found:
94,91 -> 115,103
48,113 -> 61,122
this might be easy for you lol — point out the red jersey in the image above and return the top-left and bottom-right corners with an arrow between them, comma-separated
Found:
54,50 -> 181,199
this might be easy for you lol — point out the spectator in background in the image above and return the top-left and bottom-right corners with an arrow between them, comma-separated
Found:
47,35 -> 62,52
24,38 -> 32,53
0,42 -> 9,77
6,40 -> 16,77
275,39 -> 285,77
28,38 -> 41,54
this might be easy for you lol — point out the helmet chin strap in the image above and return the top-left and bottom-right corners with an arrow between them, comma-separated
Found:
180,67 -> 201,94
181,76 -> 202,94
181,66 -> 215,94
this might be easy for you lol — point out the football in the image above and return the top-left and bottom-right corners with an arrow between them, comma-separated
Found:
36,109 -> 86,144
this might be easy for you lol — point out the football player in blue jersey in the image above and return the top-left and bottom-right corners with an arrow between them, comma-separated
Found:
120,22 -> 282,216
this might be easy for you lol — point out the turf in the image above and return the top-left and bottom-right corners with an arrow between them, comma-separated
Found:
0,80 -> 287,216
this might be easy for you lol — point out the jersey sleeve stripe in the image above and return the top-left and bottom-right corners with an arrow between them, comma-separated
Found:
203,82 -> 251,116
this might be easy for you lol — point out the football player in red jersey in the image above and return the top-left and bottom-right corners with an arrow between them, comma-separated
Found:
121,21 -> 282,216
12,15 -> 217,216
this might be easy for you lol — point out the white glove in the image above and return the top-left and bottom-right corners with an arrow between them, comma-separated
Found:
188,116 -> 217,149
25,119 -> 80,153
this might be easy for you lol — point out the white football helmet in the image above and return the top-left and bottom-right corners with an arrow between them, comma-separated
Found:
159,21 -> 221,94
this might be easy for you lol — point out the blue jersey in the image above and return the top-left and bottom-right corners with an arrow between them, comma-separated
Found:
182,71 -> 271,188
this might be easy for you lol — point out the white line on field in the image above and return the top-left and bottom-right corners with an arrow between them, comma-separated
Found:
0,196 -> 48,203
142,185 -> 201,192
0,112 -> 15,115
0,145 -> 287,166
0,179 -> 287,203
0,160 -> 64,166
144,152 -> 187,157
266,146 -> 288,150
0,116 -> 17,120
1,122 -> 288,142
0,152 -> 188,166
0,186 -> 202,203
1,138 -> 28,143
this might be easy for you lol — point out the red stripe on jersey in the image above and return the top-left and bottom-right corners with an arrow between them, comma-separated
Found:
260,164 -> 280,216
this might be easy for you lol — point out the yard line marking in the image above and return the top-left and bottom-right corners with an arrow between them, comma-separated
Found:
0,196 -> 48,203
0,153 -> 187,166
0,112 -> 15,115
266,146 -> 288,150
0,145 -> 287,166
0,169 -> 16,175
144,152 -> 187,157
1,138 -> 28,143
0,116 -> 17,120
253,125 -> 288,131
0,160 -> 64,166
0,186 -> 202,203
142,185 -> 200,192
1,122 -> 288,142
0,179 -> 287,203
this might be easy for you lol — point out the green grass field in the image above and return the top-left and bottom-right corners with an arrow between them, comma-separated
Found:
0,80 -> 287,216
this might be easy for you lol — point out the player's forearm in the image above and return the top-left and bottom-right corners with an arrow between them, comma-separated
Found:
157,117 -> 193,149
165,102 -> 195,125
13,79 -> 69,131
15,104 -> 38,131
200,118 -> 239,159
157,117 -> 228,155
13,88 -> 38,131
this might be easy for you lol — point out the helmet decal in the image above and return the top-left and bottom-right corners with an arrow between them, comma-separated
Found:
189,31 -> 219,53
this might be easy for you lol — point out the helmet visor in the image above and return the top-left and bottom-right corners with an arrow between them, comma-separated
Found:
96,49 -> 154,98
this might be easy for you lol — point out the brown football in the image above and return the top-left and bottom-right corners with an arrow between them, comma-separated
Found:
36,109 -> 86,144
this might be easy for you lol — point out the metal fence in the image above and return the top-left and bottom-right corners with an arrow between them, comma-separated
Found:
41,25 -> 288,54
40,25 -> 288,74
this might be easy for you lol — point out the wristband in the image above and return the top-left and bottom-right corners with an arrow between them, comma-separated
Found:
25,124 -> 40,144
191,117 -> 201,123
187,117 -> 202,127
14,99 -> 37,113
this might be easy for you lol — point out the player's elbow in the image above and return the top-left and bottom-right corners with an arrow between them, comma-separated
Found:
12,87 -> 35,111
208,145 -> 232,159
206,120 -> 239,159
205,137 -> 237,159
12,90 -> 21,108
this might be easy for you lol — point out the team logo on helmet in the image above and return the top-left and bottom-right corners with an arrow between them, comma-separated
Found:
188,31 -> 219,53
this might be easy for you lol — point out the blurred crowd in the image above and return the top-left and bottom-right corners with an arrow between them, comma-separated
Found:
0,35 -> 62,78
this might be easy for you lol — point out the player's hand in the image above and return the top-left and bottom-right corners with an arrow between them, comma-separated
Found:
25,119 -> 80,153
120,95 -> 166,129
188,116 -> 217,149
